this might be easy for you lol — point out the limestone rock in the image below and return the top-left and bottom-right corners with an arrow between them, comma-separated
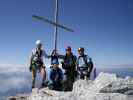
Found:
7,72 -> 133,100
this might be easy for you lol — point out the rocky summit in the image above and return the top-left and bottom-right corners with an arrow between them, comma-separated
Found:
8,72 -> 133,100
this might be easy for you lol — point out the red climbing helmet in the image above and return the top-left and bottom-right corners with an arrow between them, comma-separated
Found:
66,46 -> 71,51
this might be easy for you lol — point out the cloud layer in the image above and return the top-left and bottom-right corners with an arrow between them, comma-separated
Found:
0,65 -> 31,99
0,64 -> 133,99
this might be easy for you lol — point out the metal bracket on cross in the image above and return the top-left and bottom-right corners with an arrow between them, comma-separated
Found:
32,0 -> 74,53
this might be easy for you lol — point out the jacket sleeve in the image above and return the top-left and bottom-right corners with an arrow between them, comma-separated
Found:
58,55 -> 65,59
50,70 -> 55,81
29,49 -> 34,66
43,50 -> 51,58
59,69 -> 63,80
85,55 -> 91,63
76,56 -> 79,69
88,57 -> 94,73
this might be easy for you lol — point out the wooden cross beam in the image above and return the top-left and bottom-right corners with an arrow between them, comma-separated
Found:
32,0 -> 74,52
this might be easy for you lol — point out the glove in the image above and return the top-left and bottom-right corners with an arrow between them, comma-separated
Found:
29,66 -> 32,72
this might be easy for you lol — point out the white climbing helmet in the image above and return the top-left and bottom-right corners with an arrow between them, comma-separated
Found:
36,40 -> 42,46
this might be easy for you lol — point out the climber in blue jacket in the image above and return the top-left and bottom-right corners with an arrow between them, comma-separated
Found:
48,50 -> 63,91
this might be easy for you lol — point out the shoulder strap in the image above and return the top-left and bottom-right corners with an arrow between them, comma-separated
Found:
83,55 -> 87,63
83,55 -> 89,67
39,49 -> 43,57
35,48 -> 43,57
71,54 -> 76,65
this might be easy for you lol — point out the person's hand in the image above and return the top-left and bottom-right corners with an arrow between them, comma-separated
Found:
51,49 -> 56,55
52,49 -> 59,56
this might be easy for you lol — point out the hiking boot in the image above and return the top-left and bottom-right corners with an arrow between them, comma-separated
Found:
40,83 -> 47,88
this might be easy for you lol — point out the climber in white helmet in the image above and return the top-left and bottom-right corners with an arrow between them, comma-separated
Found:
29,40 -> 50,89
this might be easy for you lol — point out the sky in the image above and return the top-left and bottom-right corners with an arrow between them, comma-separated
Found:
0,0 -> 133,67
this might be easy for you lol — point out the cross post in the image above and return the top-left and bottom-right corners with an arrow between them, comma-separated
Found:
32,0 -> 74,53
